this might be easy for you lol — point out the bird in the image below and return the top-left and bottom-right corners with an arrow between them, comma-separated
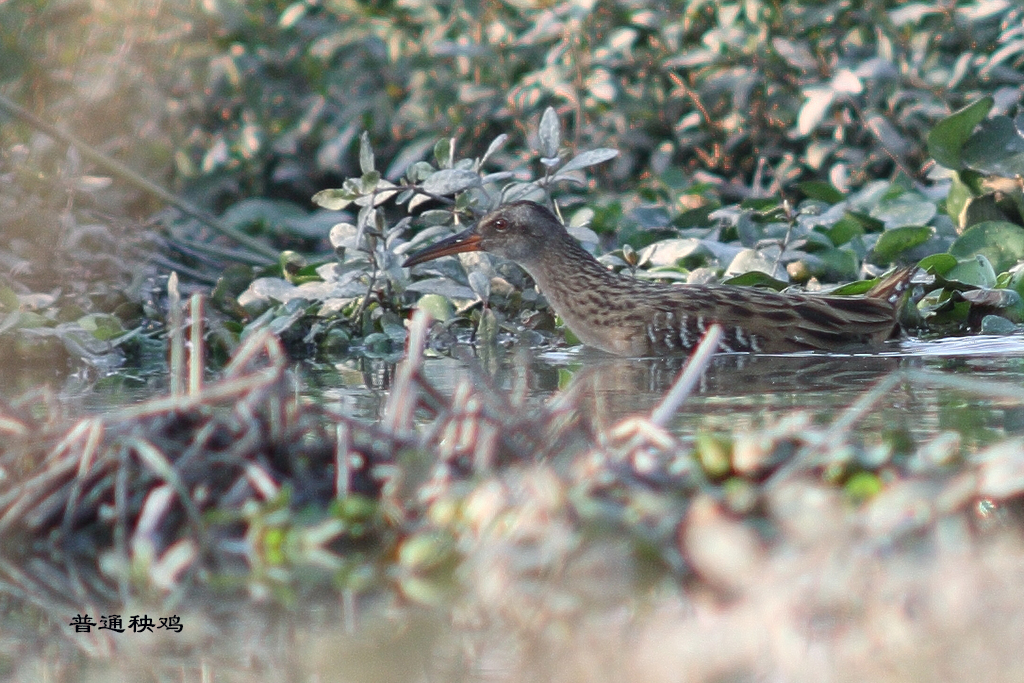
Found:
402,201 -> 915,356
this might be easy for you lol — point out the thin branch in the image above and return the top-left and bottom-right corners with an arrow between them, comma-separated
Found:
0,94 -> 278,262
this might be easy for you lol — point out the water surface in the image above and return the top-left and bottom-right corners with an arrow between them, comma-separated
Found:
10,334 -> 1024,681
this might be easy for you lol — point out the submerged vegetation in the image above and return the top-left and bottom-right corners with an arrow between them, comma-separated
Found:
2,0 -> 1024,679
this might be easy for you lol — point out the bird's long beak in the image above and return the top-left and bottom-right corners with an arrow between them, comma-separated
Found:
402,226 -> 483,267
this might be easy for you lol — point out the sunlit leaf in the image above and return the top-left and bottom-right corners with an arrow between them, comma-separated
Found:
313,189 -> 354,211
917,253 -> 957,276
434,138 -> 453,169
946,254 -> 997,288
830,68 -> 862,95
945,172 -> 975,227
329,222 -> 359,250
278,2 -> 307,28
421,169 -> 481,195
725,249 -> 787,280
797,87 -> 834,136
720,271 -> 788,290
772,37 -> 816,70
538,106 -> 560,159
359,132 -> 375,174
478,134 -> 508,168
414,294 -> 455,322
555,148 -> 619,175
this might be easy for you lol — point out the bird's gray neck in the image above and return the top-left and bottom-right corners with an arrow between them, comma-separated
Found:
521,233 -> 623,293
518,235 -> 642,354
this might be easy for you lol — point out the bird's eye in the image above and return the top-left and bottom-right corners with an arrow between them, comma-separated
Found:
492,218 -> 508,232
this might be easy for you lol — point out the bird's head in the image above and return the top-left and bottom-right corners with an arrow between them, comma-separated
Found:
402,201 -> 565,270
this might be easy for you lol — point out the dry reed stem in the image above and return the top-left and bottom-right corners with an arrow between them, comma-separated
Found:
650,324 -> 723,428
382,308 -> 431,434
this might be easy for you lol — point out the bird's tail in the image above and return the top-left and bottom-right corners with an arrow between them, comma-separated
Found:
866,266 -> 917,306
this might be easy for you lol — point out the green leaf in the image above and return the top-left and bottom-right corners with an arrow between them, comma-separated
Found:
817,248 -> 859,281
927,97 -> 993,169
312,188 -> 354,211
798,180 -> 845,204
434,138 -> 453,169
981,314 -> 1017,334
556,148 -> 619,175
872,226 -> 933,263
844,210 -> 885,233
538,106 -> 561,159
421,169 -> 481,195
359,170 -> 381,194
846,471 -> 882,503
824,215 -> 866,246
945,172 -> 975,228
478,134 -> 508,168
414,294 -> 455,322
1007,265 -> 1024,302
946,254 -> 997,289
916,253 -> 957,276
739,198 -> 779,211
830,277 -> 879,296
0,287 -> 18,310
406,161 -> 436,183
78,313 -> 124,341
359,131 -> 375,174
720,270 -> 788,290
948,220 -> 1024,273
869,194 -> 936,229
221,198 -> 306,229
961,115 -> 1024,177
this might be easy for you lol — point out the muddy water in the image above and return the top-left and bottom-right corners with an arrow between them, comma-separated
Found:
317,335 -> 1024,445
10,335 -> 1024,682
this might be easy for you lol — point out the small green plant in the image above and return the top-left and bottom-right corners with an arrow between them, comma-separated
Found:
234,108 -> 618,356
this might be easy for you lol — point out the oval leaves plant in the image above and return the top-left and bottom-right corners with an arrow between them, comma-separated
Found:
872,225 -> 934,263
949,221 -> 1024,274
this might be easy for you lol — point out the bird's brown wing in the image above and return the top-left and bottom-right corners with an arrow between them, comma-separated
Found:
636,267 -> 915,354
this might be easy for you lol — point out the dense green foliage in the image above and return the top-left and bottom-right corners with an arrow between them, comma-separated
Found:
1,0 -> 1023,365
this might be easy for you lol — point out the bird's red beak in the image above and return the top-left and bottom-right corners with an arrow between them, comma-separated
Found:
402,227 -> 483,267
